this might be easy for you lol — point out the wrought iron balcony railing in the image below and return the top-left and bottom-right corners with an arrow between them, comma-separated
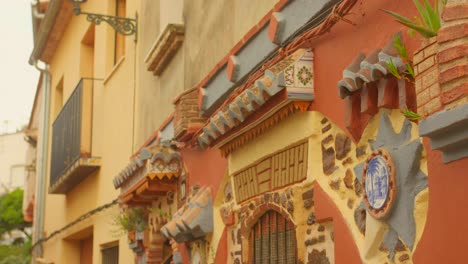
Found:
49,79 -> 100,194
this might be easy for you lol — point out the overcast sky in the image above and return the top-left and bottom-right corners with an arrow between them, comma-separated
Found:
0,1 -> 39,133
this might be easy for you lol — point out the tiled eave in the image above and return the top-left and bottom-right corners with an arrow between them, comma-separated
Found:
335,32 -> 416,140
29,0 -> 73,64
419,104 -> 468,163
113,144 -> 182,192
198,0 -> 340,116
144,24 -> 184,76
198,49 -> 314,152
337,32 -> 409,99
160,187 -> 213,243
120,176 -> 177,206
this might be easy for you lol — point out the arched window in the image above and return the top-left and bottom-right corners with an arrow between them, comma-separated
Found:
249,210 -> 296,263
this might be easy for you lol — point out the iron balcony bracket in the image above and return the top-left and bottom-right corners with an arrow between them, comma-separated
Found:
73,6 -> 138,42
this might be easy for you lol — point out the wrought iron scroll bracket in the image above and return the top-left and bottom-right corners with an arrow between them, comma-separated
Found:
73,6 -> 138,42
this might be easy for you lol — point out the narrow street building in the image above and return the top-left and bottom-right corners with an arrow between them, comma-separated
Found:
28,0 -> 468,263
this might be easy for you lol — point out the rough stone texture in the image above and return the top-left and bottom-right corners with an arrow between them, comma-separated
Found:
335,133 -> 352,160
307,249 -> 330,264
307,212 -> 316,225
287,200 -> 294,214
384,235 -> 412,262
354,202 -> 367,235
343,169 -> 354,189
399,254 -> 410,262
302,189 -> 314,209
395,238 -> 407,252
356,145 -> 367,158
322,124 -> 332,133
354,163 -> 364,183
329,179 -> 340,190
322,146 -> 337,175
354,178 -> 363,197
304,199 -> 314,209
341,157 -> 353,166
322,134 -> 334,145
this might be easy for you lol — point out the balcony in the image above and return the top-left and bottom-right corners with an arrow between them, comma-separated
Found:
49,79 -> 100,194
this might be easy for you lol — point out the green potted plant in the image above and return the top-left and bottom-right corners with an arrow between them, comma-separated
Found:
383,0 -> 444,39
383,0 -> 447,119
113,207 -> 148,243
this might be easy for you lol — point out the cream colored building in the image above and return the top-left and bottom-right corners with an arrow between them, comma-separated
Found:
27,0 -> 317,263
0,132 -> 30,195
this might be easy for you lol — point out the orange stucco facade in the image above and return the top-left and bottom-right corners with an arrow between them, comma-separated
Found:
27,0 -> 468,263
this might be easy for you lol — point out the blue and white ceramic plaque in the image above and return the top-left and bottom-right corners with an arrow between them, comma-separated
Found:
365,155 -> 390,210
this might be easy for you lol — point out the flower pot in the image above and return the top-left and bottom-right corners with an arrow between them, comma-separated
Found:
128,230 -> 136,242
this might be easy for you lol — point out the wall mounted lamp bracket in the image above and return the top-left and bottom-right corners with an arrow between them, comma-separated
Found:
71,1 -> 138,42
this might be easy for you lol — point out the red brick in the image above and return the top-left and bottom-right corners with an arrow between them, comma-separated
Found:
442,4 -> 468,21
229,39 -> 245,56
418,88 -> 430,106
417,56 -> 435,74
421,68 -> 439,87
439,64 -> 468,84
425,97 -> 442,114
258,10 -> 273,28
437,43 -> 468,63
429,83 -> 441,98
268,13 -> 280,44
423,42 -> 438,58
413,50 -> 425,65
274,0 -> 290,12
415,78 -> 423,93
243,24 -> 261,44
226,56 -> 238,82
441,83 -> 468,105
437,22 -> 468,43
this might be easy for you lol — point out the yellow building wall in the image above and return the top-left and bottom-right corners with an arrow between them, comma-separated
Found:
225,109 -> 428,264
42,0 -> 136,263
133,0 -> 278,150
41,0 -> 285,263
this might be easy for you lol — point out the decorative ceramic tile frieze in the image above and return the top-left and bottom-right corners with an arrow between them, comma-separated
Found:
362,149 -> 396,219
160,187 -> 213,243
113,144 -> 182,191
144,24 -> 184,76
337,32 -> 407,99
198,49 -> 314,149
232,141 -> 308,203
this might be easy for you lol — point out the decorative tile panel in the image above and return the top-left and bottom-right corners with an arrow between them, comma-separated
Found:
233,141 -> 308,203
198,49 -> 314,149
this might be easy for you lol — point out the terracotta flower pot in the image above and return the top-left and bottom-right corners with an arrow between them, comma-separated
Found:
128,230 -> 136,242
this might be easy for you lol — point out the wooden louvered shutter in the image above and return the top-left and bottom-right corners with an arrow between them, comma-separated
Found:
250,211 -> 296,264
102,245 -> 119,264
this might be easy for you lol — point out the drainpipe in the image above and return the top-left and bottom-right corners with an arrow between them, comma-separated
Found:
30,1 -> 50,262
31,60 -> 50,264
